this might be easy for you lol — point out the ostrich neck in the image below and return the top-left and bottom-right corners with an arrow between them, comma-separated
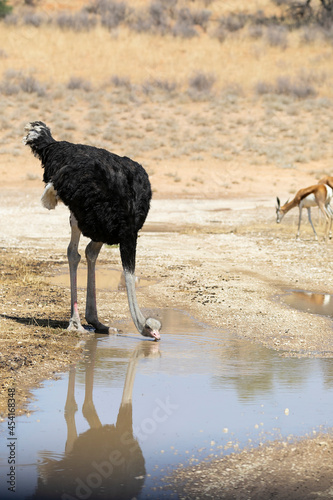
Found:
124,269 -> 146,333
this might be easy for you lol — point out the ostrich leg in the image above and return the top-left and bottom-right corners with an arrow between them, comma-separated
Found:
85,241 -> 117,334
82,340 -> 102,428
64,366 -> 78,454
67,214 -> 85,332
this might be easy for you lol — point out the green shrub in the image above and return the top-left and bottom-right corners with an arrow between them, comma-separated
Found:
0,0 -> 12,18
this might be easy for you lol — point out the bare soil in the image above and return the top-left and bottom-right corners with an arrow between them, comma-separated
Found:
1,167 -> 333,498
167,430 -> 333,500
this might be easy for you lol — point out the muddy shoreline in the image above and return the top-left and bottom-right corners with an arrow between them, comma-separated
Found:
1,190 -> 333,407
1,189 -> 333,499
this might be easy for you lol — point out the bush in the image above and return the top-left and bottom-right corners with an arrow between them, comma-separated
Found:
266,25 -> 288,49
110,75 -> 132,89
142,78 -> 178,95
0,0 -> 12,18
88,0 -> 127,29
275,76 -> 316,98
56,11 -> 97,31
20,75 -> 46,96
255,76 -> 317,99
2,13 -> 18,25
0,72 -> 46,96
149,1 -> 169,32
67,77 -> 92,91
172,7 -> 199,38
187,71 -> 216,100
255,81 -> 274,95
0,80 -> 19,96
23,13 -> 43,27
189,71 -> 215,93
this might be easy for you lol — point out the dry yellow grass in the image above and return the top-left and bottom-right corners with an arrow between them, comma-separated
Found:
9,0 -> 281,16
1,0 -> 333,202
0,23 -> 332,97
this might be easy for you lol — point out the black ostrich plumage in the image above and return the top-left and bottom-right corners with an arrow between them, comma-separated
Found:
25,121 -> 152,272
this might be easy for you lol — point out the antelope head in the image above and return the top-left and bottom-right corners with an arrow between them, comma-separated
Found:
276,197 -> 289,223
276,197 -> 283,223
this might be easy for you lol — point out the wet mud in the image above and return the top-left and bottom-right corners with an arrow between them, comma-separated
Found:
1,309 -> 332,499
1,191 -> 333,499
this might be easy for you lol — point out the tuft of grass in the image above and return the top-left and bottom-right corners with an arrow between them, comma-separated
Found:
19,75 -> 46,96
67,77 -> 92,92
255,74 -> 317,99
87,0 -> 127,30
172,8 -> 199,38
142,78 -> 178,96
275,76 -> 316,98
148,1 -> 171,34
23,13 -> 43,27
3,13 -> 18,25
187,71 -> 216,100
56,11 -> 97,32
0,70 -> 46,96
110,75 -> 132,89
266,24 -> 288,49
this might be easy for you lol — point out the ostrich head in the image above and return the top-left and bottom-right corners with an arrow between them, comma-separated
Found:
142,317 -> 161,341
23,121 -> 51,144
23,121 -> 54,159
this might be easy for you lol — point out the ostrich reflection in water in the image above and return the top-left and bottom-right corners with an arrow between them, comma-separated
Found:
30,340 -> 160,500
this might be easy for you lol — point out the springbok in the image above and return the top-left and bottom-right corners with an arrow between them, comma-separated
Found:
276,183 -> 333,240
318,175 -> 333,189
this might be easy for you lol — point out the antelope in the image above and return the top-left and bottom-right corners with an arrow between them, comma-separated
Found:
318,175 -> 333,189
276,183 -> 333,240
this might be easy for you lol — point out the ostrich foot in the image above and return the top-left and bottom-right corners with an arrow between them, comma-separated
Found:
67,319 -> 86,333
86,318 -> 118,335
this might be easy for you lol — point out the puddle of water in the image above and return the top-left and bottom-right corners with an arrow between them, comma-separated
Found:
50,266 -> 153,290
282,289 -> 333,318
1,309 -> 333,499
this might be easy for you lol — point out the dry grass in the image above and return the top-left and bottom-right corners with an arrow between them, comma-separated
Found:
10,0 -> 282,17
1,86 -> 333,200
1,0 -> 333,199
0,7 -> 332,97
0,250 -> 90,416
4,29 -> 333,91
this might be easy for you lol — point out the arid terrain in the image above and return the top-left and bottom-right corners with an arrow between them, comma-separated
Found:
1,0 -> 333,498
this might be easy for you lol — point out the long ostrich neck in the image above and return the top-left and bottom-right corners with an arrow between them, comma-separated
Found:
124,269 -> 146,332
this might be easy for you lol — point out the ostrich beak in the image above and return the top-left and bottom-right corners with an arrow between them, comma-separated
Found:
151,330 -> 161,341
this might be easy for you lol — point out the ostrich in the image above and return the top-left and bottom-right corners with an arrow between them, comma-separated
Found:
23,121 -> 161,340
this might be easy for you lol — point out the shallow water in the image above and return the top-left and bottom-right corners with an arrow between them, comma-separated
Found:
283,289 -> 333,318
1,309 -> 333,500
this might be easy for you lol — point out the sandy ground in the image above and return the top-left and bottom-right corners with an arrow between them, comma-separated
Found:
1,161 -> 333,498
